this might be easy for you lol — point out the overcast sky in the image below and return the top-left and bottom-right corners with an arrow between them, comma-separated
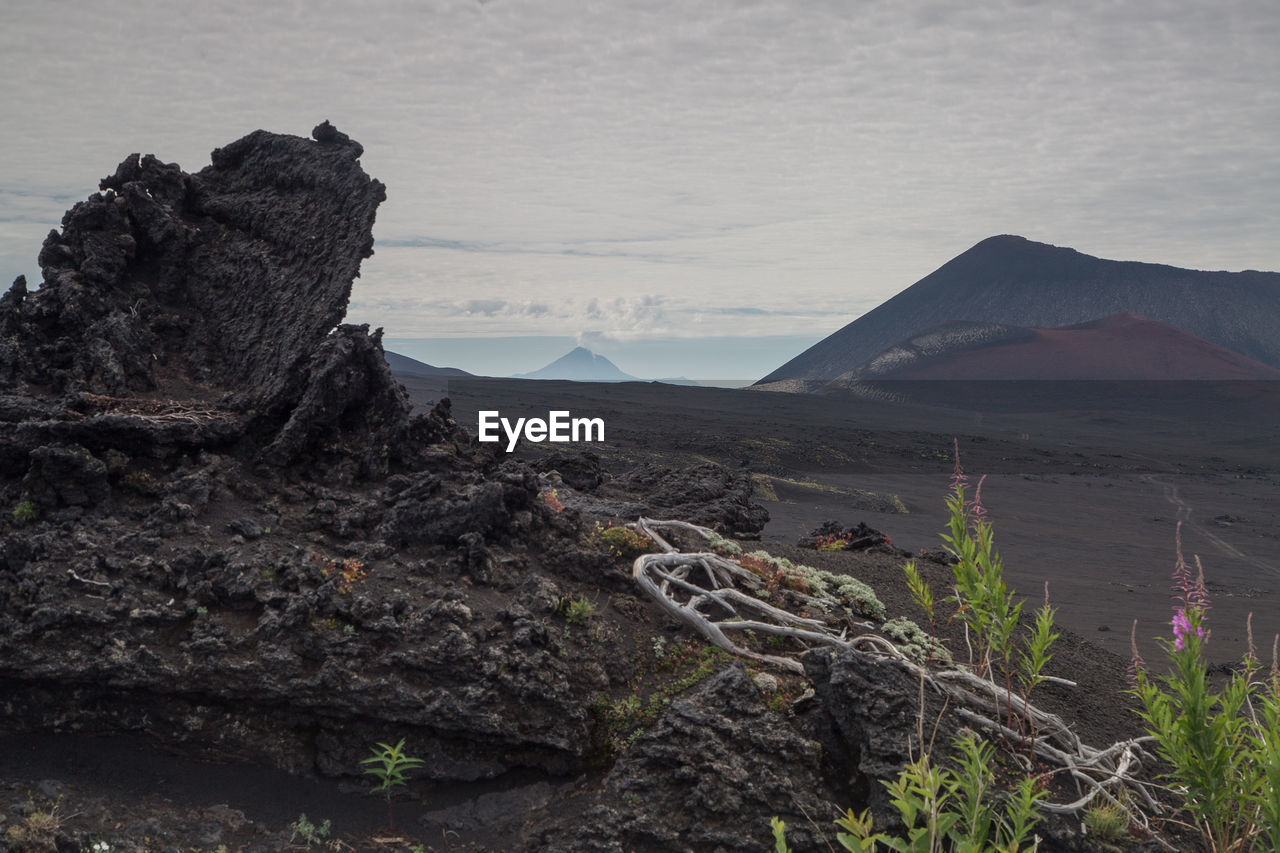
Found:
2,0 -> 1278,377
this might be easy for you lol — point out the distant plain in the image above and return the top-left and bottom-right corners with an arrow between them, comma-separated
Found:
425,376 -> 1280,665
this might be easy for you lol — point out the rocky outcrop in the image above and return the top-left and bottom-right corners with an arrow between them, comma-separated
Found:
802,646 -> 958,832
798,520 -> 897,552
0,124 -> 607,782
6,122 -> 380,403
542,456 -> 770,539
532,450 -> 606,492
0,432 -> 606,782
521,665 -> 840,853
613,462 -> 769,537
0,121 -> 417,480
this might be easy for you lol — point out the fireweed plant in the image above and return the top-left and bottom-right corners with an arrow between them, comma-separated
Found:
775,452 -> 1280,849
935,443 -> 1059,742
1129,524 -> 1280,852
774,450 -> 1056,852
362,738 -> 424,832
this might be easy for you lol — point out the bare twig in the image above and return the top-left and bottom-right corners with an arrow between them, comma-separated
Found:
67,569 -> 110,588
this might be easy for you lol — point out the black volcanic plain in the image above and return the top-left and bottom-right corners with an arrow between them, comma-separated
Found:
439,376 -> 1280,666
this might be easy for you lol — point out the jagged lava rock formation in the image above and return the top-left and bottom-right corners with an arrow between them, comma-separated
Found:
0,121 -> 425,479
0,124 -> 575,778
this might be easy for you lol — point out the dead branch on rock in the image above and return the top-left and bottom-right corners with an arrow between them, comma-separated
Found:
631,518 -> 869,673
627,517 -> 1167,831
77,393 -> 238,424
66,569 -> 111,588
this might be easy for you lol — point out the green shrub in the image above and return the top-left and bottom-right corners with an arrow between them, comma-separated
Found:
598,524 -> 654,557
740,550 -> 885,620
772,730 -> 1045,852
816,533 -> 853,551
7,799 -> 64,851
1082,799 -> 1130,845
942,451 -> 1058,737
288,813 -> 333,849
880,617 -> 950,665
832,575 -> 886,621
560,595 -> 597,624
771,816 -> 793,852
705,530 -> 742,556
11,500 -> 37,524
593,642 -> 730,755
903,561 -> 935,627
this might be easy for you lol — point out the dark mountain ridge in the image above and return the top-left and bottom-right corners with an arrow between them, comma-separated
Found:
383,349 -> 472,378
759,235 -> 1280,383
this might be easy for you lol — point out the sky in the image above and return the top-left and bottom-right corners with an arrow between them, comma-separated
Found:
2,0 -> 1278,379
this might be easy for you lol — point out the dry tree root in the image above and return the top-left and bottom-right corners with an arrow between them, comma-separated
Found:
628,517 -> 1169,839
629,517 -> 875,673
76,392 -> 239,424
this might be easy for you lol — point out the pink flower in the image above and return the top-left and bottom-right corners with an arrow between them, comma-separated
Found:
1170,523 -> 1210,615
969,474 -> 989,526
949,440 -> 991,534
1172,607 -> 1207,651
1168,522 -> 1211,650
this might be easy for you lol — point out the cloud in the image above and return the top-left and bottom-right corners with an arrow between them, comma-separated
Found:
377,235 -> 695,264
350,285 -> 855,341
2,0 -> 1278,337
576,330 -> 607,349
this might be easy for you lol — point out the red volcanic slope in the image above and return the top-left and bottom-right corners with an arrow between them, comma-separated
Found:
879,314 -> 1280,381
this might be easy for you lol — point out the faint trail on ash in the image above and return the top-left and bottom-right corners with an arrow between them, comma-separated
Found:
1136,469 -> 1278,579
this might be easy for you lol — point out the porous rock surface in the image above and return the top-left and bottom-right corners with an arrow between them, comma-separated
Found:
0,124 -> 610,785
546,457 -> 770,539
801,646 -> 958,831
519,664 -> 841,853
612,462 -> 770,537
799,647 -> 1108,853
798,520 -> 895,551
0,121 -> 411,479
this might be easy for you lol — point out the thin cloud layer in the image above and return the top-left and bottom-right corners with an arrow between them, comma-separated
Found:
2,0 -> 1277,348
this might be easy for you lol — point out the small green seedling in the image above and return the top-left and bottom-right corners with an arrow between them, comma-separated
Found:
362,738 -> 424,831
288,813 -> 332,849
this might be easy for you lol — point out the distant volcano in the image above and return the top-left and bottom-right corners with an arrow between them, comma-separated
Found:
516,347 -> 638,381
759,235 -> 1280,383
826,313 -> 1280,383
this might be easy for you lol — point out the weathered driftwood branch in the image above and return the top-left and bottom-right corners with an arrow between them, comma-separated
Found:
627,517 -> 1165,828
632,518 -> 861,673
